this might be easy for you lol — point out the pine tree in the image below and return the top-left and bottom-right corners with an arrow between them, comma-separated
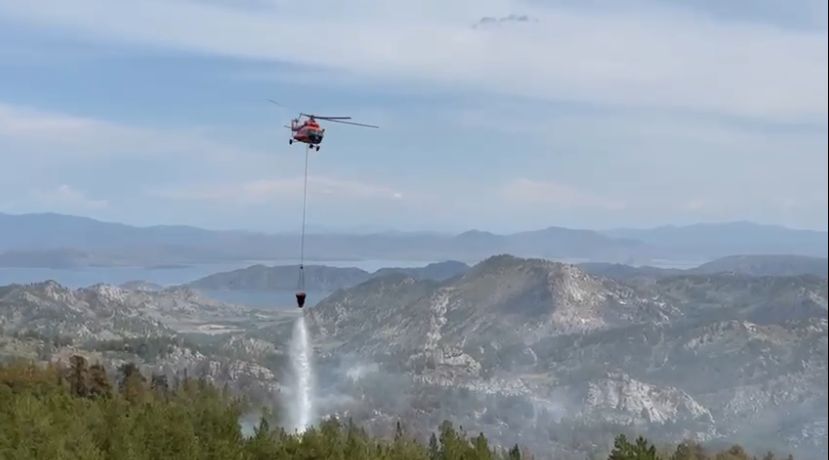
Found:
344,418 -> 369,459
68,355 -> 89,397
428,432 -> 440,460
671,441 -> 707,460
87,363 -> 111,398
609,434 -> 660,460
117,362 -> 146,403
473,432 -> 493,460
715,445 -> 749,460
1,361 -> 792,460
610,434 -> 632,460
635,435 -> 659,460
439,420 -> 465,458
246,414 -> 279,460
256,415 -> 270,436
151,373 -> 169,396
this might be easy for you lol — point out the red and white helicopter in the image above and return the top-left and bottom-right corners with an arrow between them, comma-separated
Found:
269,100 -> 378,151
267,100 -> 378,309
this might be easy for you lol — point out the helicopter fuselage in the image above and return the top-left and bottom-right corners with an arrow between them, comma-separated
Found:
284,112 -> 375,152
291,119 -> 325,145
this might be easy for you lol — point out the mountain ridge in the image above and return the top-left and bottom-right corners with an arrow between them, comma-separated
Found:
183,255 -> 827,294
186,260 -> 471,291
304,255 -> 827,458
2,212 -> 826,267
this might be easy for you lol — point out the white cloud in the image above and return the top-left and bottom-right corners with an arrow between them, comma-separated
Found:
0,103 -> 140,157
499,178 -> 626,210
1,0 -> 825,121
685,199 -> 707,211
0,101 -> 300,219
153,176 -> 405,205
0,101 -> 289,201
0,102 -> 273,163
31,184 -> 109,210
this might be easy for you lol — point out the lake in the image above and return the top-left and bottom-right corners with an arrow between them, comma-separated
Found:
0,259 -> 435,310
0,259 -> 432,289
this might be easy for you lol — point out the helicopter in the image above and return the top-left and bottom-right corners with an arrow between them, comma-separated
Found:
267,100 -> 378,309
269,100 -> 378,151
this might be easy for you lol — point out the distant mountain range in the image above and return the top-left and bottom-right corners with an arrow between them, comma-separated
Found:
581,254 -> 828,281
1,212 -> 826,268
606,221 -> 828,258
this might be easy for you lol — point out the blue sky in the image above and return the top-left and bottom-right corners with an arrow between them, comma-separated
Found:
1,0 -> 826,233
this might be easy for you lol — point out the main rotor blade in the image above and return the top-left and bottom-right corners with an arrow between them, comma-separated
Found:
301,113 -> 351,120
268,99 -> 284,107
326,119 -> 380,128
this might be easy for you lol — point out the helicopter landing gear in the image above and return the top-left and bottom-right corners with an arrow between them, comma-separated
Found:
315,145 -> 320,151
289,139 -> 293,145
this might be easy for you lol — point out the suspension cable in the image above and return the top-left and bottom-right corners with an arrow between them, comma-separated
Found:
297,144 -> 310,292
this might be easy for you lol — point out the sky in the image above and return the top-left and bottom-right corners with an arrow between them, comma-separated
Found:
1,0 -> 827,234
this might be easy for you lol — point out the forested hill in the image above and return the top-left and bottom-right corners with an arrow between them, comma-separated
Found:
0,359 -> 797,460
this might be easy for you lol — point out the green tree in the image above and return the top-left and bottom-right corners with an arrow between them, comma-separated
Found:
428,432 -> 440,460
388,421 -> 428,460
344,418 -> 370,459
671,440 -> 709,460
87,363 -> 111,398
2,361 -> 791,460
246,414 -> 281,460
438,420 -> 468,459
151,373 -> 170,396
715,445 -> 750,460
473,432 -> 493,460
508,444 -> 522,460
68,354 -> 89,397
609,434 -> 661,460
118,362 -> 146,403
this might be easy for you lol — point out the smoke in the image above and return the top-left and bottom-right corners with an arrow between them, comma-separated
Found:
345,362 -> 380,382
284,315 -> 315,433
304,351 -> 417,425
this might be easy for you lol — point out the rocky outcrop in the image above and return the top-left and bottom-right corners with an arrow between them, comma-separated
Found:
581,372 -> 713,425
308,255 -> 827,458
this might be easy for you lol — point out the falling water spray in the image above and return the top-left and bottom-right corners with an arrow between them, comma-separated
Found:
286,314 -> 315,433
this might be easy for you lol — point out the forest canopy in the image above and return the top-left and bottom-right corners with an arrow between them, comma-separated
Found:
0,359 -> 794,460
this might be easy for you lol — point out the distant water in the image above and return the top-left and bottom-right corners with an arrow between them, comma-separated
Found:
0,259 -> 430,289
0,263 -> 251,289
645,259 -> 708,269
